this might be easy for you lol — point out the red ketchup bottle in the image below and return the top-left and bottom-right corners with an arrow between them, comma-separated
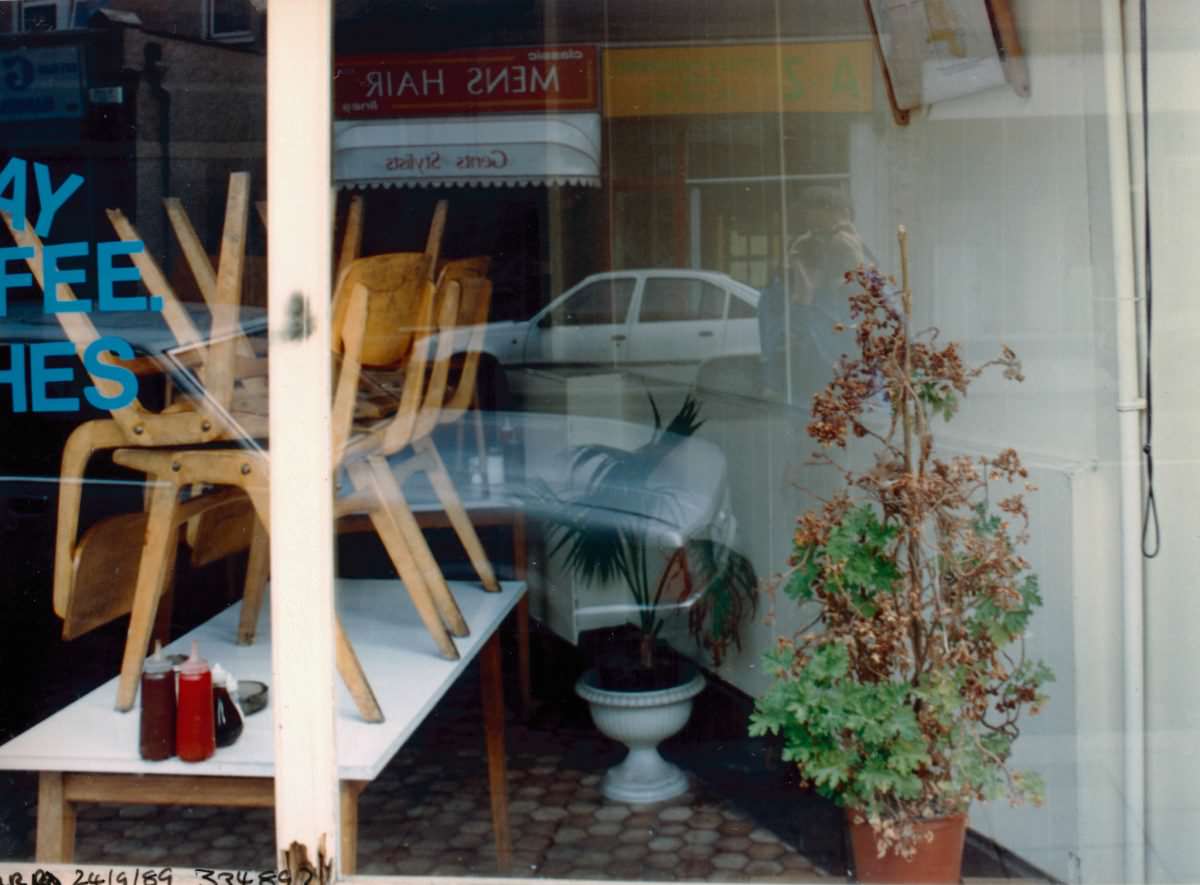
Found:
176,641 -> 216,762
139,641 -> 176,761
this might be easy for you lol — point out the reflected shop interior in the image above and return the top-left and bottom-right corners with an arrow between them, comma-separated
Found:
1,1 -> 1199,883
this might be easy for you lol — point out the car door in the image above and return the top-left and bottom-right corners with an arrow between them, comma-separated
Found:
523,276 -> 636,371
626,274 -> 728,383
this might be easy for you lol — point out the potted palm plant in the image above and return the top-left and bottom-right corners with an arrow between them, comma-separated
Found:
540,395 -> 757,803
749,229 -> 1052,883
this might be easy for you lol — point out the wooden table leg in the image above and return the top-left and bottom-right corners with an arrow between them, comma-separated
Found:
479,632 -> 512,872
339,781 -> 366,875
513,513 -> 533,719
36,772 -> 75,862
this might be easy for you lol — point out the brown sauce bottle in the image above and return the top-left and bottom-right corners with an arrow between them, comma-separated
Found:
139,641 -> 176,761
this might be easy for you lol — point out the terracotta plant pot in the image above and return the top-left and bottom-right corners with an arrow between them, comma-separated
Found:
846,809 -> 967,884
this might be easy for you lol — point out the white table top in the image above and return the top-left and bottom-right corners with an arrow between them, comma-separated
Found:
0,578 -> 525,782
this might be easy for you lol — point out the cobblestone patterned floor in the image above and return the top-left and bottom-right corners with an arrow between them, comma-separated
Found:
62,670 -> 827,881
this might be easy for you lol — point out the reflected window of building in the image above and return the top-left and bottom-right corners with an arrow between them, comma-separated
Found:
18,0 -> 61,32
208,0 -> 254,41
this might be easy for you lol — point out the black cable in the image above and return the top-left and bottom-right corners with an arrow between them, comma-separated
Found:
1140,0 -> 1161,558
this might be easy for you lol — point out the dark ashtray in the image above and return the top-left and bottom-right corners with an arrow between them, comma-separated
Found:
238,680 -> 269,716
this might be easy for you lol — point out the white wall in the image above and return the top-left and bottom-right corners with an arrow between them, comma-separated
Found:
699,2 -> 1150,882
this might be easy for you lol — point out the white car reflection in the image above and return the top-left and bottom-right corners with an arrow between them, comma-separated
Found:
461,269 -> 761,383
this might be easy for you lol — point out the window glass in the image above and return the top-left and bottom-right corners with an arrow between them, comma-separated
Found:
0,1 -> 275,873
639,277 -> 727,322
727,294 -> 757,320
5,3 -> 1200,885
549,277 -> 635,326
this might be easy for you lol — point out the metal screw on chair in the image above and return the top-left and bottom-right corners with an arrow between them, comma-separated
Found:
201,420 -> 212,432
171,461 -> 182,472
133,425 -> 145,435
241,463 -> 252,475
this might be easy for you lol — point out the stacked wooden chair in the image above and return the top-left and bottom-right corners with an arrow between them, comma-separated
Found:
0,174 -> 265,647
6,177 -> 506,723
112,252 -> 499,719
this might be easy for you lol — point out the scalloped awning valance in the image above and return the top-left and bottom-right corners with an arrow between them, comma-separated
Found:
334,113 -> 601,189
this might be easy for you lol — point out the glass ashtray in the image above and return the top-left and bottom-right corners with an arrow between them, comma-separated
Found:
238,680 -> 269,716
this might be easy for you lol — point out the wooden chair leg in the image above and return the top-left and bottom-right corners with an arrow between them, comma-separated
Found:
237,513 -> 270,644
337,195 -> 365,281
420,441 -> 500,592
367,457 -> 470,637
335,618 -> 384,723
116,480 -> 182,712
228,471 -> 382,722
346,463 -> 460,660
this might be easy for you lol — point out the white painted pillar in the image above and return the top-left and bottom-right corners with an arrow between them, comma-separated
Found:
267,0 -> 340,874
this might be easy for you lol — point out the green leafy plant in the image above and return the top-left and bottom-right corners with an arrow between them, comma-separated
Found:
542,394 -> 757,680
749,234 -> 1052,858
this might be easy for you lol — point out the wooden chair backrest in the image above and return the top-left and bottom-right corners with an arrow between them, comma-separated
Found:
331,251 -> 434,367
331,253 -> 441,463
436,254 -> 491,281
435,259 -> 493,420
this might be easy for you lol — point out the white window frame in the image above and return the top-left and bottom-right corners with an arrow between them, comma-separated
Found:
266,0 -> 341,874
13,0 -> 66,32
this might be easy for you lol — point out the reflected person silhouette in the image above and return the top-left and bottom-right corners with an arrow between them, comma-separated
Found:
759,185 -> 873,403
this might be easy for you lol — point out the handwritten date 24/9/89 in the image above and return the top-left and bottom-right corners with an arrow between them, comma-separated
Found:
0,870 -> 314,885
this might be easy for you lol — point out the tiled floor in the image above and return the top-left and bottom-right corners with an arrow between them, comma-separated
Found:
65,667 -> 828,880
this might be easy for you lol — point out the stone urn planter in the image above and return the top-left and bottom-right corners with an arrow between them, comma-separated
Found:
575,667 -> 705,804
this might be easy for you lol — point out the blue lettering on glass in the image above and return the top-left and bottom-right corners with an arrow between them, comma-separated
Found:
0,245 -> 34,318
98,240 -> 149,312
84,336 -> 137,410
30,340 -> 80,412
42,241 -> 90,313
32,164 -> 84,238
0,344 -> 28,413
0,155 -> 162,413
0,158 -> 28,231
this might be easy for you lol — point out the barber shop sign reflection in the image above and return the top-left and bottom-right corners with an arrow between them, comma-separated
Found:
336,45 -> 599,118
384,147 -> 511,175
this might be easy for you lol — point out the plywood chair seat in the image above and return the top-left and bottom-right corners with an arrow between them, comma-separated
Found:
63,488 -> 246,640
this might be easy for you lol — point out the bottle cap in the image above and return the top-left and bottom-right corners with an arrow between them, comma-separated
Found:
178,640 -> 210,677
212,663 -> 237,690
142,640 -> 173,676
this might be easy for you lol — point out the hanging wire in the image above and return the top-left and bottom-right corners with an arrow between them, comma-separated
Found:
1139,0 -> 1161,558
